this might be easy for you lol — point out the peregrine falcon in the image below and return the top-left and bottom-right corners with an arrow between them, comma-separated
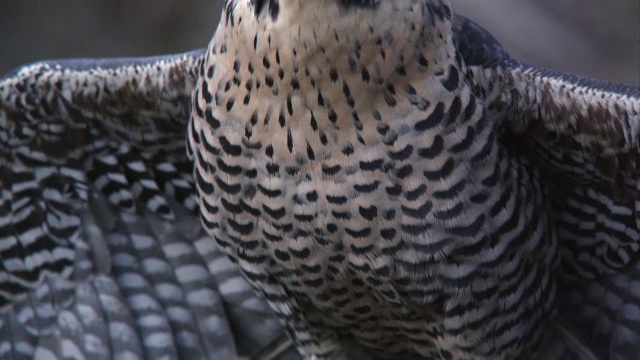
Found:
1,1 -> 639,359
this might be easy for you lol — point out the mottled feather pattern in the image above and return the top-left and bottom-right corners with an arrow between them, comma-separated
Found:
190,1 -> 558,359
473,61 -> 640,281
0,51 -> 201,308
2,0 -> 640,359
560,255 -> 640,360
0,52 -> 286,359
462,15 -> 640,360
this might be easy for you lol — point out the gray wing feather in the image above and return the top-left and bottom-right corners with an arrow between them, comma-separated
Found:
0,51 -> 287,359
500,55 -> 640,360
455,15 -> 640,360
492,62 -> 640,281
500,44 -> 640,360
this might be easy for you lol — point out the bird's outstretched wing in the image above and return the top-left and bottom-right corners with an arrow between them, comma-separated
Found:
454,15 -> 640,360
0,51 -> 286,359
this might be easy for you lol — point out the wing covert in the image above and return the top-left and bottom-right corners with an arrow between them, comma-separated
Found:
492,59 -> 640,279
501,63 -> 640,360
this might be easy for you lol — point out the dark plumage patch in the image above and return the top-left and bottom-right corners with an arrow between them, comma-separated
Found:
251,0 -> 267,16
452,15 -> 509,68
251,0 -> 279,20
415,102 -> 445,132
401,201 -> 433,219
339,0 -> 380,10
441,65 -> 460,91
268,0 -> 280,20
225,1 -> 236,25
380,228 -> 397,241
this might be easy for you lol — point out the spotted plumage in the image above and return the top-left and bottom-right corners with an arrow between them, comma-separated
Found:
189,1 -> 640,358
1,0 -> 640,359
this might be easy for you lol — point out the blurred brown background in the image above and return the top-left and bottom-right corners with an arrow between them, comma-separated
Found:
0,0 -> 638,84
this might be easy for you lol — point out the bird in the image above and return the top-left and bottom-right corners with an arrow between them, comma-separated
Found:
1,0 -> 639,359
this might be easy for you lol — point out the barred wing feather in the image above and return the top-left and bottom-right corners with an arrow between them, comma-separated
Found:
456,16 -> 640,359
0,51 -> 285,359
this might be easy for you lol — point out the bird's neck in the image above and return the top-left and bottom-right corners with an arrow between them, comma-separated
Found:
206,0 -> 467,144
218,0 -> 457,89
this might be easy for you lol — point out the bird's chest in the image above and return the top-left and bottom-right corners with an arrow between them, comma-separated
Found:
190,14 -> 558,358
190,61 -> 555,356
197,90 -> 503,299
